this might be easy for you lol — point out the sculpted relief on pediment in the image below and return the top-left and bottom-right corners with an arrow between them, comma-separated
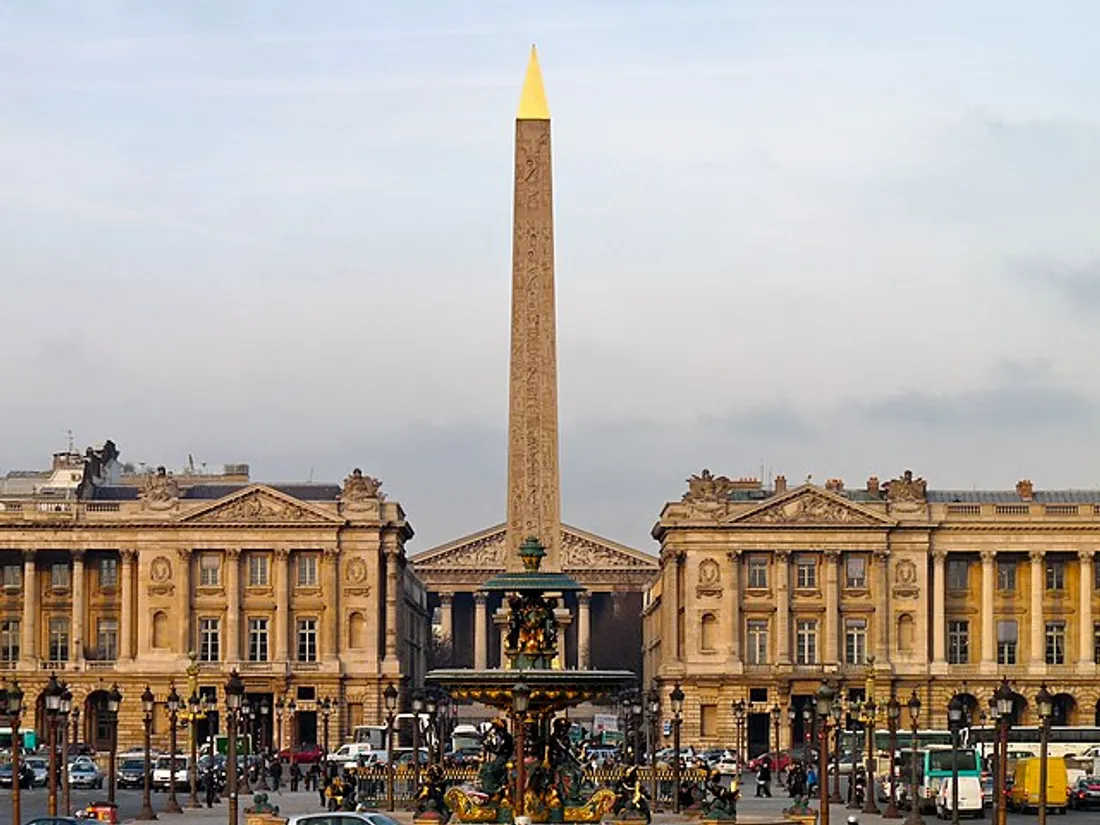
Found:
733,490 -> 888,527
561,532 -> 653,570
181,488 -> 339,525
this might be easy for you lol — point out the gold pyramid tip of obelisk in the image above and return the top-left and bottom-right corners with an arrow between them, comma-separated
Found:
517,44 -> 550,120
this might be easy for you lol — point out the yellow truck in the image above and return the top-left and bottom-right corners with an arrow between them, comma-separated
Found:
1008,755 -> 1068,814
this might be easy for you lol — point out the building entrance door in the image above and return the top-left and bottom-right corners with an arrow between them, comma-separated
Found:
297,710 -> 318,748
747,712 -> 770,757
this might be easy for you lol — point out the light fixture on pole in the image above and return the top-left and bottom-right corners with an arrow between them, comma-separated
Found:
44,674 -> 64,817
60,686 -> 72,816
993,679 -> 1014,825
947,694 -> 965,825
814,681 -> 836,825
883,695 -> 902,819
225,671 -> 245,825
905,691 -> 923,825
188,693 -> 201,807
863,697 -> 880,816
137,686 -> 158,821
1036,684 -> 1053,825
513,682 -> 531,817
2,682 -> 25,825
647,691 -> 660,807
425,692 -> 439,766
830,698 -> 844,803
384,682 -> 398,812
670,683 -> 685,814
106,684 -> 122,806
163,686 -> 183,814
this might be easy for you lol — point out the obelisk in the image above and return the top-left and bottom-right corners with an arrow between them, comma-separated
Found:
505,46 -> 562,572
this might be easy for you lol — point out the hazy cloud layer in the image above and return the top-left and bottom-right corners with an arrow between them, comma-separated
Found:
2,1 -> 1100,552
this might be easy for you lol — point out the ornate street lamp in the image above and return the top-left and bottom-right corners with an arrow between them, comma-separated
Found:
647,691 -> 660,807
163,686 -> 183,814
425,692 -> 439,766
258,697 -> 271,790
670,683 -> 685,813
802,706 -> 812,749
106,684 -> 122,805
830,698 -> 844,803
411,690 -> 424,792
44,673 -> 65,817
847,697 -> 863,810
321,698 -> 333,780
770,703 -> 781,771
188,693 -> 201,807
632,699 -> 643,767
384,682 -> 398,812
239,698 -> 253,795
883,695 -> 902,819
2,682 -> 25,825
906,691 -> 923,825
275,696 -> 284,755
137,685 -> 158,821
733,698 -> 746,765
947,694 -> 965,825
993,678 -> 1014,825
287,698 -> 297,755
1036,684 -> 1054,825
815,681 -> 836,825
60,686 -> 72,816
225,671 -> 245,825
513,682 -> 531,816
863,697 -> 880,816
787,704 -> 797,758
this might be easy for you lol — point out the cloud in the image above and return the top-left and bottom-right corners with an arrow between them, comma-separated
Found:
1010,258 -> 1100,312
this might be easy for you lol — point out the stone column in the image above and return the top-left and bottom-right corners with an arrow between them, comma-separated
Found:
21,550 -> 37,663
499,624 -> 508,668
324,546 -> 340,661
932,549 -> 947,669
119,549 -> 136,661
71,550 -> 85,663
473,593 -> 488,669
1079,550 -> 1095,672
874,549 -> 891,663
775,550 -> 791,665
383,544 -> 399,663
274,548 -> 290,663
225,549 -> 241,662
439,593 -> 454,644
1029,549 -> 1045,668
980,550 -> 996,671
823,550 -> 840,666
727,550 -> 742,663
578,592 -> 592,669
177,548 -> 192,654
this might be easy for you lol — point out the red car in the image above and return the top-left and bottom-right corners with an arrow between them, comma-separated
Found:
279,744 -> 324,764
748,751 -> 792,772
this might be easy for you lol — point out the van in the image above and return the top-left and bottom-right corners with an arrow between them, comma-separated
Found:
328,743 -> 374,765
935,776 -> 983,819
1008,756 -> 1068,813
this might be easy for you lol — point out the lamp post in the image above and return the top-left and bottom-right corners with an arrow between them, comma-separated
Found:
44,673 -> 64,817
883,695 -> 901,819
104,684 -> 121,806
162,686 -> 183,814
905,691 -> 923,825
733,699 -> 745,768
384,682 -> 398,812
424,693 -> 438,767
225,671 -> 245,825
411,690 -> 424,792
786,705 -> 796,759
993,678 -> 1013,825
830,699 -> 843,803
947,694 -> 964,825
647,691 -> 660,807
2,682 -> 25,825
671,683 -> 685,813
802,706 -> 812,748
847,698 -> 863,810
322,698 -> 332,780
815,681 -> 836,825
258,697 -> 270,790
770,704 -> 781,784
137,685 -> 158,821
60,686 -> 73,816
275,697 -> 284,755
863,698 -> 880,816
188,693 -> 201,807
287,698 -> 296,756
1036,684 -> 1053,825
513,682 -> 531,817
72,704 -> 80,751
632,699 -> 643,766
239,699 -> 253,795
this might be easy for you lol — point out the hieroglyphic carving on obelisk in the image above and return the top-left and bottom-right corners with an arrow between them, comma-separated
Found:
505,45 -> 562,572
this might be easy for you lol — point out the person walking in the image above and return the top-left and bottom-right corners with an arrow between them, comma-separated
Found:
756,758 -> 773,797
270,756 -> 283,794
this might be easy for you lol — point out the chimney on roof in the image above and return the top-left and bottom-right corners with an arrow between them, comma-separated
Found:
1016,479 -> 1034,501
825,478 -> 844,493
867,476 -> 880,495
774,475 -> 787,495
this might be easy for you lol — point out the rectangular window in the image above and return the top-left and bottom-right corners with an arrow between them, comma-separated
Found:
99,558 -> 118,588
297,618 -> 318,662
747,556 -> 768,589
1095,623 -> 1100,665
996,560 -> 1016,591
297,554 -> 318,587
199,618 -> 221,662
248,617 -> 269,662
795,619 -> 818,665
947,559 -> 970,591
199,554 -> 220,587
48,617 -> 70,662
845,555 -> 866,588
1046,560 -> 1065,591
795,556 -> 817,589
51,563 -> 70,589
248,554 -> 269,587
1045,621 -> 1066,665
948,620 -> 969,664
700,704 -> 718,738
845,619 -> 867,665
96,618 -> 118,661
997,620 -> 1017,665
746,619 -> 769,664
2,565 -> 22,589
0,619 -> 20,662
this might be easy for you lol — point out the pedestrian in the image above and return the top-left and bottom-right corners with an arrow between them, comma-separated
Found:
756,758 -> 772,797
290,761 -> 301,792
319,769 -> 329,807
270,757 -> 283,794
204,763 -> 216,808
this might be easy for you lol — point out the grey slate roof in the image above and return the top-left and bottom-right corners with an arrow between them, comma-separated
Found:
927,490 -> 1100,504
90,483 -> 342,502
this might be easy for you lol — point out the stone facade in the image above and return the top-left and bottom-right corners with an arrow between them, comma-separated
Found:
0,448 -> 427,753
644,471 -> 1100,753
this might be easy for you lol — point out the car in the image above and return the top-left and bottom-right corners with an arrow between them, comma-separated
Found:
152,754 -> 190,791
1070,776 -> 1100,810
748,751 -> 791,772
279,744 -> 324,764
0,759 -> 34,788
287,814 -> 403,825
25,756 -> 49,787
118,756 -> 149,789
24,819 -> 85,825
68,757 -> 104,789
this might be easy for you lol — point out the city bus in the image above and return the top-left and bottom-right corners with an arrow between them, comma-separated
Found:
967,726 -> 1100,760
0,727 -> 36,751
908,745 -> 981,813
841,728 -> 954,753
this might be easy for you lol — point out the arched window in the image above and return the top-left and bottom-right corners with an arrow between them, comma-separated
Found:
896,614 -> 915,653
348,612 -> 366,649
152,610 -> 168,648
700,613 -> 718,652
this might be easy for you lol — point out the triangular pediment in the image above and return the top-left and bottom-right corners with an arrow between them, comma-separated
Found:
178,485 -> 343,525
724,485 -> 895,527
410,523 -> 658,572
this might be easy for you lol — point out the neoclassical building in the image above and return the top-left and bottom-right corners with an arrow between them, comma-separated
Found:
644,470 -> 1100,754
0,442 -> 427,752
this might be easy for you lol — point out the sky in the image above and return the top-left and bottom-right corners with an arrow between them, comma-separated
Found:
2,1 -> 1099,554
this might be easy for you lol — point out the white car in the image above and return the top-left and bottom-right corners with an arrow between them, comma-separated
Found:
935,776 -> 983,819
152,754 -> 190,791
328,743 -> 376,765
289,813 -> 403,825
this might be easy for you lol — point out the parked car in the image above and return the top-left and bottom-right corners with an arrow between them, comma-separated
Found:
0,759 -> 35,788
118,757 -> 149,789
748,751 -> 791,772
1069,775 -> 1100,810
279,744 -> 324,764
152,754 -> 190,791
68,756 -> 104,789
25,755 -> 49,787
328,742 -> 376,765
287,813 -> 405,825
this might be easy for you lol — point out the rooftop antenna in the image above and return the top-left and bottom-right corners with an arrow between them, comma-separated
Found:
308,465 -> 314,483
63,428 -> 75,454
